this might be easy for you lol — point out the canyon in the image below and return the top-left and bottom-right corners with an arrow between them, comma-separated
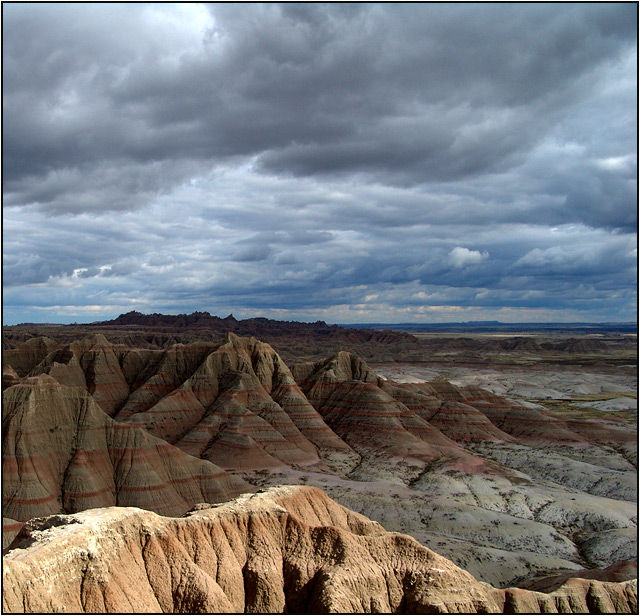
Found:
2,316 -> 637,612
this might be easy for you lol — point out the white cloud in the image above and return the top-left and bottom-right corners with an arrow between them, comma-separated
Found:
448,247 -> 489,268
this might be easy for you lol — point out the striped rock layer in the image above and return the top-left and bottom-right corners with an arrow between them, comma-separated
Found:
457,383 -> 588,445
293,352 -> 527,474
2,375 -> 250,522
2,336 -> 58,378
294,353 -> 598,451
3,486 -> 637,614
4,335 -> 618,495
4,334 -> 353,473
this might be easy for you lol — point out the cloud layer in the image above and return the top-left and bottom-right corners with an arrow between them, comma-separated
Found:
3,3 -> 637,324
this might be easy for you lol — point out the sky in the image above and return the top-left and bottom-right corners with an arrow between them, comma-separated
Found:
2,3 -> 638,325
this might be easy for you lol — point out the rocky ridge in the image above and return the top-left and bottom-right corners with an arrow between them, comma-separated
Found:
3,486 -> 637,614
2,374 -> 250,523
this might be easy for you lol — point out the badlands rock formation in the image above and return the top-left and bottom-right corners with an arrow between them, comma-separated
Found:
3,486 -> 637,614
3,330 -> 637,596
4,333 -> 353,472
292,352 -> 508,476
2,374 -> 250,522
137,333 -> 353,471
2,335 -> 58,377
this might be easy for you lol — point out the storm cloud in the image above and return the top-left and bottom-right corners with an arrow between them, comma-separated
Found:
3,3 -> 637,324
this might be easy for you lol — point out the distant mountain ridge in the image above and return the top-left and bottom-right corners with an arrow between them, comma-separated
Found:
4,312 -> 635,364
87,311 -> 423,352
95,310 -> 337,331
10,312 -> 636,333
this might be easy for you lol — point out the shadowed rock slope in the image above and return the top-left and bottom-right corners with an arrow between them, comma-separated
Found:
3,486 -> 638,614
2,375 -> 250,522
292,351 -> 586,477
293,352 -> 484,468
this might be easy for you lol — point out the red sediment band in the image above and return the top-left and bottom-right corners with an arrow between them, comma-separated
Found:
320,409 -> 405,419
108,444 -> 181,456
280,415 -> 325,424
255,421 -> 299,430
320,402 -> 398,412
117,483 -> 175,493
282,426 -> 330,433
206,440 -> 260,451
2,459 -> 19,472
279,407 -> 319,414
5,494 -> 57,505
330,422 -> 407,433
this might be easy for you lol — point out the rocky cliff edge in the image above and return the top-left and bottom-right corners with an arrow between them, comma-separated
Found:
3,486 -> 637,614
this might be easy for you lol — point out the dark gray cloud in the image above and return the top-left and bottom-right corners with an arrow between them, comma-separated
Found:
232,245 -> 272,263
2,3 -> 637,325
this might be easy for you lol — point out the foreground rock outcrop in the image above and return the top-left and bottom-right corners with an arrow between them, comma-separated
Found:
3,486 -> 637,614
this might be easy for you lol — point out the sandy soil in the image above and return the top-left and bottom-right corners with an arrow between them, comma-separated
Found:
571,398 -> 637,413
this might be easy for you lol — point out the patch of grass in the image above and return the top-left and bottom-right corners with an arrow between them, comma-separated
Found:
570,391 -> 636,401
536,398 -> 635,421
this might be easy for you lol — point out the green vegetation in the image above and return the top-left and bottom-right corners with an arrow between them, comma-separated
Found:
536,398 -> 635,422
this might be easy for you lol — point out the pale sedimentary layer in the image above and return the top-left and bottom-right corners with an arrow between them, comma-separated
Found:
3,486 -> 637,614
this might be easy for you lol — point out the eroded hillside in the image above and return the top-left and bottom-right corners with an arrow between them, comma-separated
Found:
3,330 -> 637,597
